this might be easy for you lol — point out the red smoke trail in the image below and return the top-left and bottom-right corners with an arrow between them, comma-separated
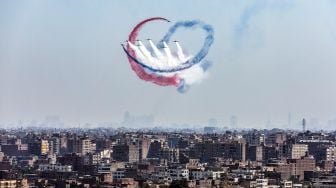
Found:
127,17 -> 180,87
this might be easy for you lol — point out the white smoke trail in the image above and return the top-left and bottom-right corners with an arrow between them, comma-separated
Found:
138,41 -> 154,63
148,40 -> 164,60
175,41 -> 185,62
126,40 -> 209,89
127,41 -> 147,63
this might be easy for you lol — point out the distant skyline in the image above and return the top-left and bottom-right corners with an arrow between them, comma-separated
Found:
1,1 -> 336,128
0,112 -> 335,131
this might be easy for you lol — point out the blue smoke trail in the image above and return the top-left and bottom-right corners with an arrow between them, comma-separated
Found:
158,20 -> 214,67
122,20 -> 214,73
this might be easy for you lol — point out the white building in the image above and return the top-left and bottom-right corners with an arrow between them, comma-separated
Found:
38,164 -> 72,172
152,166 -> 170,182
92,149 -> 112,164
250,179 -> 280,188
169,168 -> 189,180
98,163 -> 113,174
77,138 -> 96,156
325,146 -> 336,161
281,181 -> 293,188
256,179 -> 268,188
191,170 -> 207,180
191,169 -> 225,180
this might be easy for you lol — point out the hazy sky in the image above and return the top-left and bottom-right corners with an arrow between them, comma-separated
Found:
1,0 -> 336,128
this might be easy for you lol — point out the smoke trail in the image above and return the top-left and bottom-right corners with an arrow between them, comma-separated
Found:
123,20 -> 214,73
122,18 -> 214,92
175,41 -> 186,61
125,17 -> 180,87
159,20 -> 214,69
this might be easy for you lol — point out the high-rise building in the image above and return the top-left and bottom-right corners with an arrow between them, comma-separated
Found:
168,136 -> 179,148
192,139 -> 246,162
48,140 -> 54,155
160,148 -> 180,164
28,139 -> 49,156
247,145 -> 264,162
324,146 -> 336,161
139,137 -> 151,160
265,132 -> 286,145
112,143 -> 139,163
147,140 -> 163,158
51,137 -> 60,155
41,140 -> 49,155
76,137 -> 96,156
244,132 -> 265,146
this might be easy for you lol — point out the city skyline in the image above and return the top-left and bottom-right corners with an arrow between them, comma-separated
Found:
1,1 -> 336,128
2,1 -> 336,187
1,112 -> 336,131
0,125 -> 334,187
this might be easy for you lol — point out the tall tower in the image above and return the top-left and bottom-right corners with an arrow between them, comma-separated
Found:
288,113 -> 292,127
302,118 -> 306,132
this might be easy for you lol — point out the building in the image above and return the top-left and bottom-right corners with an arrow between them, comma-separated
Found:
192,139 -> 246,162
38,164 -> 73,172
147,140 -> 162,158
41,140 -> 49,155
266,133 -> 286,145
139,137 -> 151,160
111,178 -> 138,188
97,163 -> 114,174
169,167 -> 189,180
244,132 -> 265,146
247,145 -> 264,162
0,144 -> 28,156
112,169 -> 126,179
321,160 -> 334,172
297,133 -> 333,162
250,179 -> 268,188
49,137 -> 60,155
324,146 -> 336,161
190,168 -> 225,180
160,148 -> 180,163
0,179 -> 28,188
280,181 -> 293,188
28,139 -> 49,156
113,143 -> 139,163
1,127 -> 336,187
76,137 -> 96,156
276,155 -> 316,181
290,144 -> 308,159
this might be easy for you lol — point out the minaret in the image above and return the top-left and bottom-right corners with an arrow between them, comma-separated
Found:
302,118 -> 306,132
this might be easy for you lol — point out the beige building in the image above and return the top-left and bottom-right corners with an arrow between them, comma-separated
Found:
40,140 -> 49,155
291,144 -> 308,159
76,137 -> 96,156
0,179 -> 28,188
277,155 -> 315,181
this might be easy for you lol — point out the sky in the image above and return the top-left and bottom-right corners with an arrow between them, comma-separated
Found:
1,0 -> 336,129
